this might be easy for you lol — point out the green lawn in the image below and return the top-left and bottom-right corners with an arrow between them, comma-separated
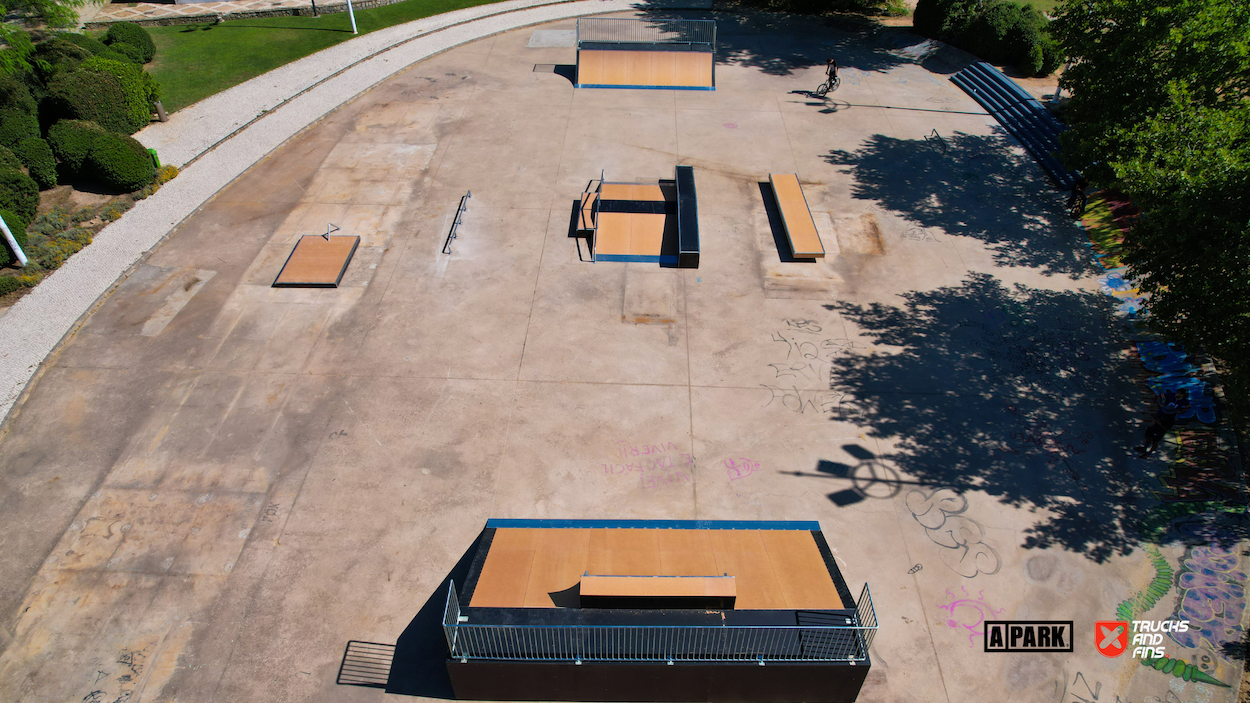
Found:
140,0 -> 506,113
1019,0 -> 1060,15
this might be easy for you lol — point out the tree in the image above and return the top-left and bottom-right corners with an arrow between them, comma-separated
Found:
1050,0 -> 1250,182
1050,0 -> 1250,414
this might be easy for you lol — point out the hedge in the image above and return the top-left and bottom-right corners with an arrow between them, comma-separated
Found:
913,0 -> 1061,77
0,74 -> 36,115
48,119 -> 108,176
0,109 -> 39,150
45,66 -> 144,135
15,137 -> 57,189
0,144 -> 23,173
0,168 -> 39,222
0,207 -> 28,268
84,57 -> 157,128
31,38 -> 93,83
86,131 -> 155,192
56,32 -> 136,64
108,42 -> 146,65
104,23 -> 156,64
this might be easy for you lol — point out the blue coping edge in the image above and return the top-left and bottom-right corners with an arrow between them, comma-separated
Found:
596,254 -> 679,264
576,84 -> 715,91
485,518 -> 823,531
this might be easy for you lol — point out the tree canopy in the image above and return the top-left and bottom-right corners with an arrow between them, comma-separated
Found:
0,0 -> 93,29
1051,0 -> 1250,411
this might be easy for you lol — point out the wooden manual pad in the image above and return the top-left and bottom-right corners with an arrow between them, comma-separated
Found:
469,527 -> 844,609
273,235 -> 361,287
581,575 -> 736,599
578,50 -> 713,88
769,173 -> 825,258
595,212 -> 666,258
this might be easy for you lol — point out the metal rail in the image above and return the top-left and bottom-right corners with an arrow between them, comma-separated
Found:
442,190 -> 471,254
443,582 -> 877,663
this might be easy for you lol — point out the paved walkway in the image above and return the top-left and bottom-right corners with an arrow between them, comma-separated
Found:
0,0 -> 667,425
85,0 -> 313,25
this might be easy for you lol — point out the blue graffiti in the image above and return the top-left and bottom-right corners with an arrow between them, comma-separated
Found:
1136,342 -> 1217,423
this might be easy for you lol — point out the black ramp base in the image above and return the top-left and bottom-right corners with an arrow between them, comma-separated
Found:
675,165 -> 699,268
447,659 -> 870,702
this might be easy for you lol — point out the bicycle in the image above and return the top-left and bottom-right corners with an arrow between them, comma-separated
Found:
814,58 -> 841,98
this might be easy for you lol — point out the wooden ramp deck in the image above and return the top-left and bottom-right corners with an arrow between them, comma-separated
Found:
769,173 -> 825,259
469,527 -> 844,610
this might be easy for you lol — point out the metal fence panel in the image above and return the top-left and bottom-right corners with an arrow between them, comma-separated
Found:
577,18 -> 716,47
442,582 -> 878,663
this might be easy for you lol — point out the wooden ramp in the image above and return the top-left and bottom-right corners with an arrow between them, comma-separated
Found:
577,50 -> 713,89
273,235 -> 360,287
469,527 -> 844,610
591,181 -> 676,264
769,173 -> 825,259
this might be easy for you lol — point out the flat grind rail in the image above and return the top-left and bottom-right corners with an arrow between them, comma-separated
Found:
442,190 -> 472,254
442,581 -> 877,663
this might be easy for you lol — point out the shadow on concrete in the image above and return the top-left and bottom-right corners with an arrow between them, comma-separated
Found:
822,272 -> 1148,562
636,9 -> 923,77
384,530 -> 484,698
825,131 -> 1094,276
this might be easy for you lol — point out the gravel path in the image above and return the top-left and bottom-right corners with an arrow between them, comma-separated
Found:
0,0 -> 697,425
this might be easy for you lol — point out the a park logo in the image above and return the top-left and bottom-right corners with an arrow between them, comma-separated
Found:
983,621 -> 1073,653
1095,620 -> 1129,657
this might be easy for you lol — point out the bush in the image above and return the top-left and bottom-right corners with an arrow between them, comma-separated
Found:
48,119 -> 107,175
0,144 -> 23,173
914,0 -> 979,40
45,66 -> 146,135
83,57 -> 155,130
0,168 -> 39,221
0,74 -> 36,115
1037,34 -> 1063,76
55,32 -> 110,56
0,109 -> 39,150
0,207 -> 29,268
108,42 -> 146,65
103,23 -> 156,64
15,137 -> 56,189
26,227 -> 92,269
31,38 -> 92,83
86,131 -> 155,192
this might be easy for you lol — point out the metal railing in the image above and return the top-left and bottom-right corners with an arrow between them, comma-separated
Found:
577,18 -> 716,48
443,582 -> 877,663
442,190 -> 471,254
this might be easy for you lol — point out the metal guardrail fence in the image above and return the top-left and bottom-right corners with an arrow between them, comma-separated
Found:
577,18 -> 716,48
443,582 -> 877,663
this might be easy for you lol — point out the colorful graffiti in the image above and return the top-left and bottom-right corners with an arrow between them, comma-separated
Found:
936,585 -> 1003,647
1167,524 -> 1246,655
1115,545 -> 1174,622
1097,267 -> 1148,318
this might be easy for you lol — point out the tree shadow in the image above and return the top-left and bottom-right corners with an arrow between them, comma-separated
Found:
824,272 -> 1152,562
634,8 -> 922,77
825,131 -> 1095,276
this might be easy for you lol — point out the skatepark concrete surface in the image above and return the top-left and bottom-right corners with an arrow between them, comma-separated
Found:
2,6 -> 1248,703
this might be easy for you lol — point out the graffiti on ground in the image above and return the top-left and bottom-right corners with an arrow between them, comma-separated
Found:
905,488 -> 1001,578
937,585 -> 1003,646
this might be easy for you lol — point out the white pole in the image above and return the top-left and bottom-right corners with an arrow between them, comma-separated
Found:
0,214 -> 27,268
346,0 -> 357,34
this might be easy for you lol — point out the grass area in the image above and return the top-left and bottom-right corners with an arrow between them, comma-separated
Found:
140,0 -> 507,113
1018,0 -> 1060,15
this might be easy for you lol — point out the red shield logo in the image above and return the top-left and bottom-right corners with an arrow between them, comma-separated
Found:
1096,620 -> 1128,657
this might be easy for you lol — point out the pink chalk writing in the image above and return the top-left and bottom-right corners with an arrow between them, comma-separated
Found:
617,441 -> 681,458
725,458 -> 760,481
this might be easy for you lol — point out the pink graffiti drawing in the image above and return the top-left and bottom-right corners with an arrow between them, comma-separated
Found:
937,585 -> 1004,646
725,458 -> 760,481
